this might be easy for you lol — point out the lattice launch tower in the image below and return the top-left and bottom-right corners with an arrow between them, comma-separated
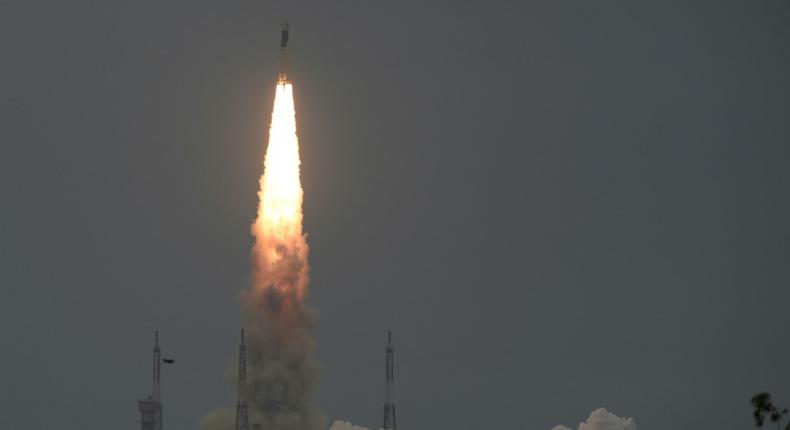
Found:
383,332 -> 397,430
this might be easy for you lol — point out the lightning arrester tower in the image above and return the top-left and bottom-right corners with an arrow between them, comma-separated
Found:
383,331 -> 397,430
138,331 -> 163,430
235,329 -> 250,430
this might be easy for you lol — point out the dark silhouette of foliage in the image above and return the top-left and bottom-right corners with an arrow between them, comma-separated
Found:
752,393 -> 789,430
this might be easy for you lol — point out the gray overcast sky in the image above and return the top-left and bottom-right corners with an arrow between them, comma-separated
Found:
1,1 -> 789,429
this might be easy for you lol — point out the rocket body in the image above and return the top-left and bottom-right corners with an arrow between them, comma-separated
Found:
279,21 -> 289,83
280,22 -> 289,47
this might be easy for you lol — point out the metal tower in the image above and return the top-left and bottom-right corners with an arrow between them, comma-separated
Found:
139,331 -> 163,430
235,329 -> 250,430
383,332 -> 397,430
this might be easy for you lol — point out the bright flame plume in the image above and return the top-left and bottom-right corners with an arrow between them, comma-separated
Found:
201,82 -> 323,430
251,82 -> 309,304
255,83 -> 303,241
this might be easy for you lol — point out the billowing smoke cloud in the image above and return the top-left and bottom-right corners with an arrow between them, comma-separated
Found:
326,409 -> 635,430
201,83 -> 324,430
552,408 -> 637,430
328,421 -> 375,430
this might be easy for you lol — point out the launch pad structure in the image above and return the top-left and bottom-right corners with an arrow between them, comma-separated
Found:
135,329 -> 401,430
138,331 -> 163,430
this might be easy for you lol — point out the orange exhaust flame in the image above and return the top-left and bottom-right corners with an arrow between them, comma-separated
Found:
250,82 -> 309,310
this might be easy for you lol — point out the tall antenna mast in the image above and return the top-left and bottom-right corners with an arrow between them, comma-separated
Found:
235,329 -> 250,430
153,331 -> 161,402
383,331 -> 397,430
139,331 -> 163,430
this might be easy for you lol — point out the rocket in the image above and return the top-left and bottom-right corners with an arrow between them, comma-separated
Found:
278,20 -> 290,83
